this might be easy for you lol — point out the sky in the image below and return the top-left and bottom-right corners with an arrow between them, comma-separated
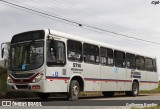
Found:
0,0 -> 160,78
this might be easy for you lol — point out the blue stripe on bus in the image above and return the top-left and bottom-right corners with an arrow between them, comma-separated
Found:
46,76 -> 69,79
132,75 -> 141,78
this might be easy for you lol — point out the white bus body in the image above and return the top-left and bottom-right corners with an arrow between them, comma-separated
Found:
6,29 -> 158,100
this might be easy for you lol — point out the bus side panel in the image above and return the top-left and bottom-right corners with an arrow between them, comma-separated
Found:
45,80 -> 68,92
138,70 -> 147,90
45,66 -> 68,93
116,68 -> 128,91
83,63 -> 101,91
101,66 -> 118,91
127,69 -> 149,91
66,61 -> 84,90
146,71 -> 158,90
126,69 -> 133,91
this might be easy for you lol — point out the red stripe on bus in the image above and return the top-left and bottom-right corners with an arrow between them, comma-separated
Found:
84,78 -> 132,82
46,76 -> 158,84
46,77 -> 69,80
140,81 -> 158,84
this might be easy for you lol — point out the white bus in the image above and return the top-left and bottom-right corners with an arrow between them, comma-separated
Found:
2,29 -> 158,100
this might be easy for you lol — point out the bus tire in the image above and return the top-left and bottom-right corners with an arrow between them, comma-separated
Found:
37,93 -> 49,100
125,82 -> 139,96
67,80 -> 80,101
102,91 -> 115,97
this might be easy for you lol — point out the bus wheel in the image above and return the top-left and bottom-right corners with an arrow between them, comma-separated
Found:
68,80 -> 80,101
102,91 -> 115,97
125,82 -> 139,96
37,93 -> 49,100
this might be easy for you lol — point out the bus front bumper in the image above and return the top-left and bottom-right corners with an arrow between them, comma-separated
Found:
7,80 -> 45,92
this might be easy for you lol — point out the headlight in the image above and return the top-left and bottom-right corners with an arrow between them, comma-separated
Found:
7,76 -> 13,83
32,73 -> 43,83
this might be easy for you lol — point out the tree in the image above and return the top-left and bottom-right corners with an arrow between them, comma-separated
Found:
2,42 -> 10,67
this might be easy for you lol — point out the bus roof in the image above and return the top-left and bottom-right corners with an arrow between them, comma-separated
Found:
49,29 -> 156,59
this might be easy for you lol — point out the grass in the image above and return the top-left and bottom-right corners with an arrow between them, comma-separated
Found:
140,83 -> 160,94
140,88 -> 160,94
0,66 -> 7,97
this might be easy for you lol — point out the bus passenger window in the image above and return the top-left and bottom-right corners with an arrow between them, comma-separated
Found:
136,56 -> 145,70
145,58 -> 153,71
126,53 -> 136,69
48,48 -> 56,62
83,43 -> 99,64
67,40 -> 82,62
47,40 -> 66,66
100,47 -> 113,66
114,50 -> 125,68
153,59 -> 157,72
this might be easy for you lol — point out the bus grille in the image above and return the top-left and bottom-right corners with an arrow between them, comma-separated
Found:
11,73 -> 34,79
16,85 -> 29,89
14,79 -> 32,83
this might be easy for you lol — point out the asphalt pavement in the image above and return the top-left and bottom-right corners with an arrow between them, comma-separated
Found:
0,94 -> 160,109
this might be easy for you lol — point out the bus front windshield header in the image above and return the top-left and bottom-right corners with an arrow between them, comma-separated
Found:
9,41 -> 44,71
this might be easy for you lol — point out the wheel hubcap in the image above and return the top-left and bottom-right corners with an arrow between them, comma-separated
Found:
133,84 -> 138,94
73,85 -> 78,96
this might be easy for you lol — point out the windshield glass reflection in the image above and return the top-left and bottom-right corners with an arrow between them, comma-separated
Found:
9,41 -> 44,71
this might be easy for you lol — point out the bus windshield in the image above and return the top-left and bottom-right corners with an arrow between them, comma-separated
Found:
9,41 -> 44,71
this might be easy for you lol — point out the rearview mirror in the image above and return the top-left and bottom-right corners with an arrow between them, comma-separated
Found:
1,48 -> 4,58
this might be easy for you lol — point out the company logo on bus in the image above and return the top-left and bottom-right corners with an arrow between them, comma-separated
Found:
131,70 -> 141,78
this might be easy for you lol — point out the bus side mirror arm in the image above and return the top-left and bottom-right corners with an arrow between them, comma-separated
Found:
1,43 -> 4,58
1,48 -> 4,58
